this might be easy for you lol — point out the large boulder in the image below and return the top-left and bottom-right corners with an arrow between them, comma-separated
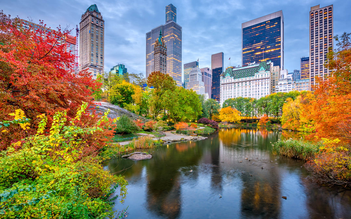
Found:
92,101 -> 149,123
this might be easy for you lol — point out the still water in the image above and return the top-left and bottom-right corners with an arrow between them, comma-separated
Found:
107,129 -> 351,219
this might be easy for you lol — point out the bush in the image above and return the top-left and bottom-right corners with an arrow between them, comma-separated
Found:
196,126 -> 216,135
273,139 -> 321,160
198,118 -> 218,130
0,106 -> 127,218
144,120 -> 157,131
175,122 -> 189,131
190,123 -> 198,129
134,119 -> 144,129
155,120 -> 168,132
115,115 -> 140,134
129,136 -> 156,149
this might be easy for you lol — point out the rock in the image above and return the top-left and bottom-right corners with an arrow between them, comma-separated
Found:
123,152 -> 152,161
282,196 -> 287,200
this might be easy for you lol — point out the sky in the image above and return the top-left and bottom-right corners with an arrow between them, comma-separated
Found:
1,0 -> 350,78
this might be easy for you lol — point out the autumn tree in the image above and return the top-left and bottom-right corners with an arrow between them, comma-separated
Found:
0,13 -> 102,149
218,107 -> 241,123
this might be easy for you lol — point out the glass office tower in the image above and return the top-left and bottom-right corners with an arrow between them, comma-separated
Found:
166,4 -> 176,23
300,57 -> 309,80
146,4 -> 182,86
184,61 -> 199,88
242,11 -> 284,69
211,52 -> 224,101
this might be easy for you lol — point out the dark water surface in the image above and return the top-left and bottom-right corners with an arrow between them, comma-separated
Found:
107,129 -> 351,219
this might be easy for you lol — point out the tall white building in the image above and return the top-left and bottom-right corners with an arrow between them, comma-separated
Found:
79,4 -> 104,79
220,61 -> 272,106
309,4 -> 333,89
186,67 -> 205,96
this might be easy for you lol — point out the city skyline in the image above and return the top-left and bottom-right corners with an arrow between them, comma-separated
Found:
2,0 -> 350,77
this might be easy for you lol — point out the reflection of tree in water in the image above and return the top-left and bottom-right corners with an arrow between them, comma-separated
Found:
218,129 -> 282,218
240,177 -> 281,218
300,177 -> 351,219
146,141 -> 204,219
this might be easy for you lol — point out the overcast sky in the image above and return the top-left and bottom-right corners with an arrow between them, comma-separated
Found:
1,0 -> 350,77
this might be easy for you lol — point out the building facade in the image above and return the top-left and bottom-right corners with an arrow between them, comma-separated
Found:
300,57 -> 309,79
184,61 -> 199,88
220,61 -> 272,106
200,67 -> 212,98
187,67 -> 205,96
270,65 -> 280,93
211,52 -> 224,101
291,70 -> 301,81
153,30 -> 167,74
242,11 -> 284,69
309,5 -> 333,89
293,79 -> 310,91
79,4 -> 104,79
146,4 -> 182,86
110,64 -> 127,76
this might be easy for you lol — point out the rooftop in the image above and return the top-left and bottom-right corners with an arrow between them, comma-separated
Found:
87,4 -> 99,13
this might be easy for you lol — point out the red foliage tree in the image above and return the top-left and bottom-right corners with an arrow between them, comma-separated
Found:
0,12 -> 103,150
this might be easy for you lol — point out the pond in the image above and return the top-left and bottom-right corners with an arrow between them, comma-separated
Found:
107,129 -> 351,219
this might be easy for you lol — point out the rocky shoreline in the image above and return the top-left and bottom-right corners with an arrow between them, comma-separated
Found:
118,131 -> 208,146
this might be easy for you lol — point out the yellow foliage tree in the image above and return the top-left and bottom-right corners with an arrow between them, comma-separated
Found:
281,92 -> 315,132
218,107 -> 241,123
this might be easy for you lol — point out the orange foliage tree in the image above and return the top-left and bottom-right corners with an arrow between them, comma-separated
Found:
304,33 -> 351,186
175,122 -> 189,131
258,114 -> 269,127
218,107 -> 241,123
0,13 -> 103,150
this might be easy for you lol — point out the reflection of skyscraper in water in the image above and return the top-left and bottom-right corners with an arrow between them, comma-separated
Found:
146,4 -> 182,86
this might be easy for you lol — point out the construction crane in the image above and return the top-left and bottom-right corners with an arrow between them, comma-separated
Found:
75,25 -> 79,73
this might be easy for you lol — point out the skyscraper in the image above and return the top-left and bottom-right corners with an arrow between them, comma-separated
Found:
309,5 -> 333,89
110,64 -> 127,76
79,4 -> 104,79
187,67 -> 205,96
153,30 -> 167,74
211,52 -> 224,101
200,67 -> 212,98
146,4 -> 182,86
184,61 -> 199,88
242,11 -> 284,69
166,4 -> 176,23
300,57 -> 310,80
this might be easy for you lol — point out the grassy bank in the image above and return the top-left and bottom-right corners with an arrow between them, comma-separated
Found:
273,138 -> 321,160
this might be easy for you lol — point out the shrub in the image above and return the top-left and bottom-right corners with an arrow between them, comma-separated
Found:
190,123 -> 198,129
115,115 -> 140,134
198,118 -> 218,130
175,122 -> 189,131
0,105 -> 127,218
196,126 -> 216,135
129,136 -> 156,149
305,138 -> 351,187
272,138 -> 321,160
155,120 -> 168,132
144,120 -> 157,131
134,119 -> 144,129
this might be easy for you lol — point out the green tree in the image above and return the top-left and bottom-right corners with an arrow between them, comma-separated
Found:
203,99 -> 220,120
110,80 -> 135,107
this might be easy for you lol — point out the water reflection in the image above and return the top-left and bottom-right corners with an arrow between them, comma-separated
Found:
108,129 -> 351,219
